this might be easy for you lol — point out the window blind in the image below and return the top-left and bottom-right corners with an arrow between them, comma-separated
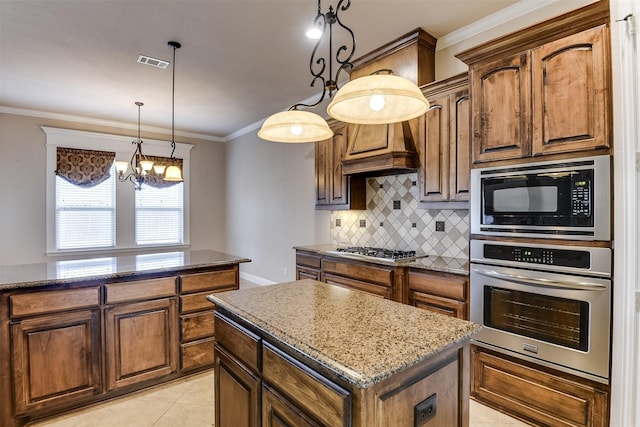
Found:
55,165 -> 116,250
135,183 -> 184,245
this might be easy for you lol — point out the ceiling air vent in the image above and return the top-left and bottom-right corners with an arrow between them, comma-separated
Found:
137,55 -> 169,69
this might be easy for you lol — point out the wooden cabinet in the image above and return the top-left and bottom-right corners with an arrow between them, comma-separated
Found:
531,26 -> 610,156
215,345 -> 261,427
11,309 -> 102,415
418,73 -> 471,207
321,257 -> 395,300
315,120 -> 365,210
104,278 -> 178,390
262,384 -> 321,427
408,270 -> 468,319
179,267 -> 239,371
457,5 -> 612,165
472,345 -> 609,427
295,250 -> 321,281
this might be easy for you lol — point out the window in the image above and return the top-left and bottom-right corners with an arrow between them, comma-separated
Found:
55,166 -> 116,250
135,183 -> 184,245
44,127 -> 192,255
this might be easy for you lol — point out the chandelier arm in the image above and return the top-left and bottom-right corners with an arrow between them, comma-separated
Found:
289,86 -> 329,111
334,0 -> 356,69
309,14 -> 327,88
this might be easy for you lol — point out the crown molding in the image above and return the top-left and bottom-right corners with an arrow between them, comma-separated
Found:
0,106 -> 226,143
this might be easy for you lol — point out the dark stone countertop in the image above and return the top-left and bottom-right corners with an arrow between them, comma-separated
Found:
0,249 -> 250,291
294,244 -> 469,276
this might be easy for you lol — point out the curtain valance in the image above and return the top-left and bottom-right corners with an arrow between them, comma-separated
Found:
55,147 -> 116,187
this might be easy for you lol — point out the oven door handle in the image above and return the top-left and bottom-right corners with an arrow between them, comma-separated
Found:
475,269 -> 608,291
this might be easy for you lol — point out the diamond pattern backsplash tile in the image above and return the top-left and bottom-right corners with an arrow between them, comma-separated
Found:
330,173 -> 469,260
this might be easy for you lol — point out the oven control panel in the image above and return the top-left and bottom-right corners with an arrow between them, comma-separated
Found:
483,244 -> 590,269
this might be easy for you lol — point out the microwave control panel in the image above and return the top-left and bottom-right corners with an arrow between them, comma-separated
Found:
571,179 -> 591,217
483,244 -> 590,269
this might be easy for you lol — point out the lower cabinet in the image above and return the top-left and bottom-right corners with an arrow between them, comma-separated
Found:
262,384 -> 321,427
472,345 -> 609,427
408,270 -> 468,319
105,298 -> 178,390
321,257 -> 396,300
11,309 -> 102,414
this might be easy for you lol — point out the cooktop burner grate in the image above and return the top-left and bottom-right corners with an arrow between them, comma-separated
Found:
327,246 -> 427,262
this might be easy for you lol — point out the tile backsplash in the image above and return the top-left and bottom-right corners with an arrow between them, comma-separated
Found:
330,173 -> 469,260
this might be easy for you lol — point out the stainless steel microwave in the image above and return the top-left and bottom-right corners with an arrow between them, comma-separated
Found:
470,155 -> 611,240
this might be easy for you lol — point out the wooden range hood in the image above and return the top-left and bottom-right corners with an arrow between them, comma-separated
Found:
341,28 -> 436,176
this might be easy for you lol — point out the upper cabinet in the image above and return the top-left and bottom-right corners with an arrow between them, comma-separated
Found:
456,1 -> 611,165
315,120 -> 366,210
417,73 -> 471,207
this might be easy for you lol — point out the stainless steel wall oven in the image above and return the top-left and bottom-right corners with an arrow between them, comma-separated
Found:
470,155 -> 611,240
470,240 -> 611,384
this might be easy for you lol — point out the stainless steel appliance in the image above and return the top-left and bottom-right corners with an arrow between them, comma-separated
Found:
470,239 -> 611,384
326,246 -> 427,263
470,155 -> 610,240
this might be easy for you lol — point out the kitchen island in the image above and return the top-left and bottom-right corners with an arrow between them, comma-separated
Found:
208,279 -> 480,426
0,249 -> 249,427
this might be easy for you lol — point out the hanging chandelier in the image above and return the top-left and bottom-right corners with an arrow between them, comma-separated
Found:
258,0 -> 356,143
258,0 -> 429,143
115,41 -> 184,189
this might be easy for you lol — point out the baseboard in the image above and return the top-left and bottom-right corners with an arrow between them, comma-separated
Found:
240,271 -> 277,286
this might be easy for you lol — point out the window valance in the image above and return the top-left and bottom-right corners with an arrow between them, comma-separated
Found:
55,147 -> 115,187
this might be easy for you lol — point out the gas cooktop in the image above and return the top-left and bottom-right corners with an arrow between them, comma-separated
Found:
326,246 -> 428,263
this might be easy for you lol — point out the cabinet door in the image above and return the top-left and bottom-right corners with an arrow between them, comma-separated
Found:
105,298 -> 178,390
449,89 -> 471,201
314,137 -> 331,207
418,95 -> 450,203
215,344 -> 261,427
330,122 -> 349,206
11,310 -> 102,414
472,346 -> 609,427
262,384 -> 321,427
532,25 -> 610,156
410,291 -> 466,319
471,52 -> 531,163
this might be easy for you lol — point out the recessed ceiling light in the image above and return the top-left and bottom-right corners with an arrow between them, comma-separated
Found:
137,54 -> 169,69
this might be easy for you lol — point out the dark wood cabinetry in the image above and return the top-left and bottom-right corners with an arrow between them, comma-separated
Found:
472,345 -> 609,427
408,270 -> 468,319
457,2 -> 611,165
315,120 -> 365,210
2,263 -> 241,427
418,73 -> 470,207
322,257 -> 395,300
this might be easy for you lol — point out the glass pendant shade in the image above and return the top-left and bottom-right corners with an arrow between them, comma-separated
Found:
115,161 -> 129,175
258,110 -> 334,143
153,164 -> 167,175
139,159 -> 154,172
327,74 -> 430,124
164,165 -> 183,182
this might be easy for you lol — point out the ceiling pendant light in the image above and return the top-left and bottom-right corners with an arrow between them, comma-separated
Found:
258,0 -> 356,143
327,69 -> 430,125
115,102 -> 153,191
164,41 -> 184,182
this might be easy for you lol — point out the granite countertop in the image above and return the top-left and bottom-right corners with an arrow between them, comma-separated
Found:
0,249 -> 251,291
294,244 -> 469,276
209,279 -> 480,389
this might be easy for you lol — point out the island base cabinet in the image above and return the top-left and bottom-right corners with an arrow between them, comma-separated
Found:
471,345 -> 609,427
105,298 -> 178,391
214,344 -> 261,427
262,384 -> 322,427
11,309 -> 102,415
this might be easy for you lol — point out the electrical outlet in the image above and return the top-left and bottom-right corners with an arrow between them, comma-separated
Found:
414,393 -> 437,426
435,221 -> 445,232
283,267 -> 288,276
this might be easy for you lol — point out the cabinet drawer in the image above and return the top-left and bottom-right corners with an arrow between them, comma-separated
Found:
10,287 -> 100,318
180,268 -> 237,294
296,252 -> 321,269
180,290 -> 216,314
322,258 -> 393,286
214,312 -> 261,373
181,310 -> 215,341
105,277 -> 176,304
181,337 -> 215,371
408,270 -> 467,301
263,343 -> 350,427
296,267 -> 320,281
324,274 -> 391,299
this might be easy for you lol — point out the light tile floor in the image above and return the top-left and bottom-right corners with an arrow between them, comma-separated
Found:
31,279 -> 530,426
31,371 -> 529,426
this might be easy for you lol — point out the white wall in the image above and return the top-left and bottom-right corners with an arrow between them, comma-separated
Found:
0,112 -> 227,265
225,129 -> 330,283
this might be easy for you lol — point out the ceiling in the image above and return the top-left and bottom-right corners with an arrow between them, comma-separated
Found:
0,0 -> 523,141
